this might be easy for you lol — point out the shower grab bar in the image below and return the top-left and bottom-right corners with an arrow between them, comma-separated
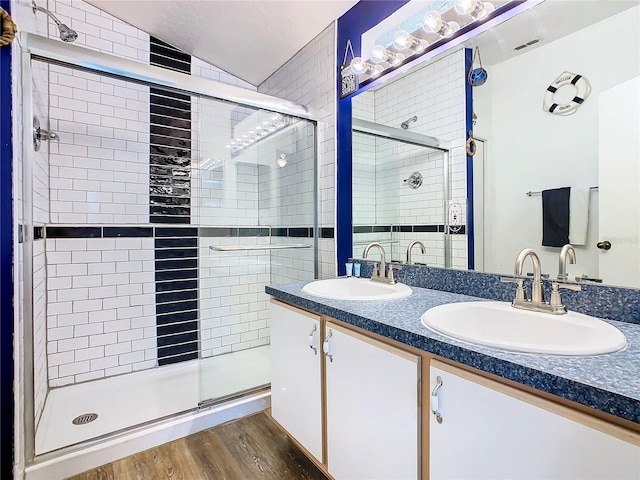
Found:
526,186 -> 598,196
209,244 -> 312,251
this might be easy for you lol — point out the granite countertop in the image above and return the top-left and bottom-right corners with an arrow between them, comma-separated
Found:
266,281 -> 640,428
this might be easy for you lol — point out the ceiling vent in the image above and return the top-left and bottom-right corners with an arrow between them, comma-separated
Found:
514,38 -> 540,51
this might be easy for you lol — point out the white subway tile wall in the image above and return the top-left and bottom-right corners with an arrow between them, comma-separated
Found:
46,238 -> 156,386
48,65 -> 151,224
258,23 -> 337,278
199,238 -> 271,358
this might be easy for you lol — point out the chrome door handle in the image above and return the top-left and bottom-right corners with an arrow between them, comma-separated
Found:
431,376 -> 443,424
597,241 -> 611,250
308,324 -> 317,355
323,329 -> 333,362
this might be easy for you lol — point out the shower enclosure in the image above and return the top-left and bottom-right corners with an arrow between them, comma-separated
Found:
351,118 -> 452,266
20,34 -> 317,465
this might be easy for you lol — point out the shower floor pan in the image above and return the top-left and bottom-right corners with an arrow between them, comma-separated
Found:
35,345 -> 271,455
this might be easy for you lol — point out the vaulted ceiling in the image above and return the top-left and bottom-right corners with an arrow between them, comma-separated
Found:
87,0 -> 359,86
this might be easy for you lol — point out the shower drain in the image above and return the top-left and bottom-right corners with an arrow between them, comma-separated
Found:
72,413 -> 98,425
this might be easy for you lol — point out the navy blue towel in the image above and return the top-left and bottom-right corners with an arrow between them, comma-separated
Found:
542,187 -> 570,247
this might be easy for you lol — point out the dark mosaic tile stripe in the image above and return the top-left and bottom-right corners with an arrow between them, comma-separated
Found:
156,279 -> 198,293
155,258 -> 198,271
157,310 -> 198,324
156,290 -> 198,303
289,227 -> 313,238
321,227 -> 334,239
155,237 -> 197,249
150,215 -> 191,224
46,227 -> 102,238
238,227 -> 269,237
154,227 -> 198,237
200,227 -> 237,237
155,248 -> 197,260
155,268 -> 198,282
103,227 -> 153,238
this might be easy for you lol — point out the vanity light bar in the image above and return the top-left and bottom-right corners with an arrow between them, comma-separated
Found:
225,114 -> 289,155
349,0 -> 508,84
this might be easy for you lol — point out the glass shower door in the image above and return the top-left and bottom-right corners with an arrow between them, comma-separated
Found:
193,95 -> 316,406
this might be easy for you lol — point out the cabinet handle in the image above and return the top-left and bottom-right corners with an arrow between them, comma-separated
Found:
431,376 -> 443,424
323,329 -> 333,363
308,324 -> 317,355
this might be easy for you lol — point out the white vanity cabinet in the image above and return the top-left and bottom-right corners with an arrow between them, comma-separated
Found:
269,300 -> 420,479
324,322 -> 420,480
270,300 -> 323,463
429,360 -> 640,480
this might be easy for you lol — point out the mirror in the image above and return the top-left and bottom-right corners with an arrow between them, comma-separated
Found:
351,0 -> 640,288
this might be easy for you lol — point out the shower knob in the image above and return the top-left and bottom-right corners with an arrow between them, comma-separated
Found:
597,241 -> 611,250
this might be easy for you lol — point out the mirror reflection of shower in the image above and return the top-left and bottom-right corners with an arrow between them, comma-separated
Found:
32,1 -> 78,42
401,115 -> 417,129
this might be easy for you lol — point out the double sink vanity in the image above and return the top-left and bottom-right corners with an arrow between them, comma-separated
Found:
266,246 -> 640,480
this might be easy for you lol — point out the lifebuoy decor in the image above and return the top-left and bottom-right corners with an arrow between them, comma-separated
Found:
0,6 -> 17,47
543,71 -> 591,116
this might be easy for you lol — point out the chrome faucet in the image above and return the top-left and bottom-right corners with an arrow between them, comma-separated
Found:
514,248 -> 544,304
362,242 -> 400,284
406,241 -> 425,264
501,248 -> 581,314
558,244 -> 576,280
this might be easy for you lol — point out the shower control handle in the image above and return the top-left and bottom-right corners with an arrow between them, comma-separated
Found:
597,241 -> 611,250
308,324 -> 317,355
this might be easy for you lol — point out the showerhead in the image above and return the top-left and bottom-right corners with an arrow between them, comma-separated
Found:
32,1 -> 78,43
58,23 -> 78,42
401,116 -> 418,129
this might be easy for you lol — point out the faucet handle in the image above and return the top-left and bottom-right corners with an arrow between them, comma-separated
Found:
387,263 -> 402,284
549,282 -> 581,313
556,282 -> 581,292
500,277 -> 527,301
366,261 -> 380,278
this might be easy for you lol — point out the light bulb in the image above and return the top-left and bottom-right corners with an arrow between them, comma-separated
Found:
423,11 -> 459,38
393,30 -> 428,53
454,0 -> 478,15
277,153 -> 287,168
370,45 -> 404,65
349,57 -> 383,77
454,0 -> 494,19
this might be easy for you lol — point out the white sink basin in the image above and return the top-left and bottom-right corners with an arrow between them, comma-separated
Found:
421,301 -> 627,356
302,277 -> 412,301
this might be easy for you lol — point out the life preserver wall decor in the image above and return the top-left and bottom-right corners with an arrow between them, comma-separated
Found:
543,71 -> 591,116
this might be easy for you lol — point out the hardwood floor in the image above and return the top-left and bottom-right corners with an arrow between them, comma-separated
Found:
67,411 -> 328,480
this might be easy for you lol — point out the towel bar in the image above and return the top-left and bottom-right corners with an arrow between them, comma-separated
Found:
526,186 -> 598,197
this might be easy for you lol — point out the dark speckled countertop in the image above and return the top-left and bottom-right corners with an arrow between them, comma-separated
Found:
266,281 -> 640,427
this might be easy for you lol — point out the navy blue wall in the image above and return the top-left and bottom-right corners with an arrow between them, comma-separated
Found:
1,0 -> 14,477
336,1 -> 409,275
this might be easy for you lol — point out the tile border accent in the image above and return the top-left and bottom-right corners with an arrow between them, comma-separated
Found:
45,225 -> 321,239
354,224 -> 465,235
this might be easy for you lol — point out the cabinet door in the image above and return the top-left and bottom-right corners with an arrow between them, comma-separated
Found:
430,360 -> 640,480
270,300 -> 323,463
325,322 -> 420,480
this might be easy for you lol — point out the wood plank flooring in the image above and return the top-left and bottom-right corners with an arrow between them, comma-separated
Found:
67,411 -> 328,480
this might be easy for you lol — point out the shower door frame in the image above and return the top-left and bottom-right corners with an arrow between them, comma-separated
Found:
351,117 -> 454,267
18,32 -> 319,467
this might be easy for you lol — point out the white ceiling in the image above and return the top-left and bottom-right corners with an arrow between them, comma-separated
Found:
86,0 -> 359,87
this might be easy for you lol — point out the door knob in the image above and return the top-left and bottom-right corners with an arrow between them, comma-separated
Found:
597,241 -> 611,250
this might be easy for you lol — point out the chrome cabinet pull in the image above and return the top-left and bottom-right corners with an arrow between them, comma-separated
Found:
323,329 -> 333,363
308,324 -> 317,355
431,376 -> 443,424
